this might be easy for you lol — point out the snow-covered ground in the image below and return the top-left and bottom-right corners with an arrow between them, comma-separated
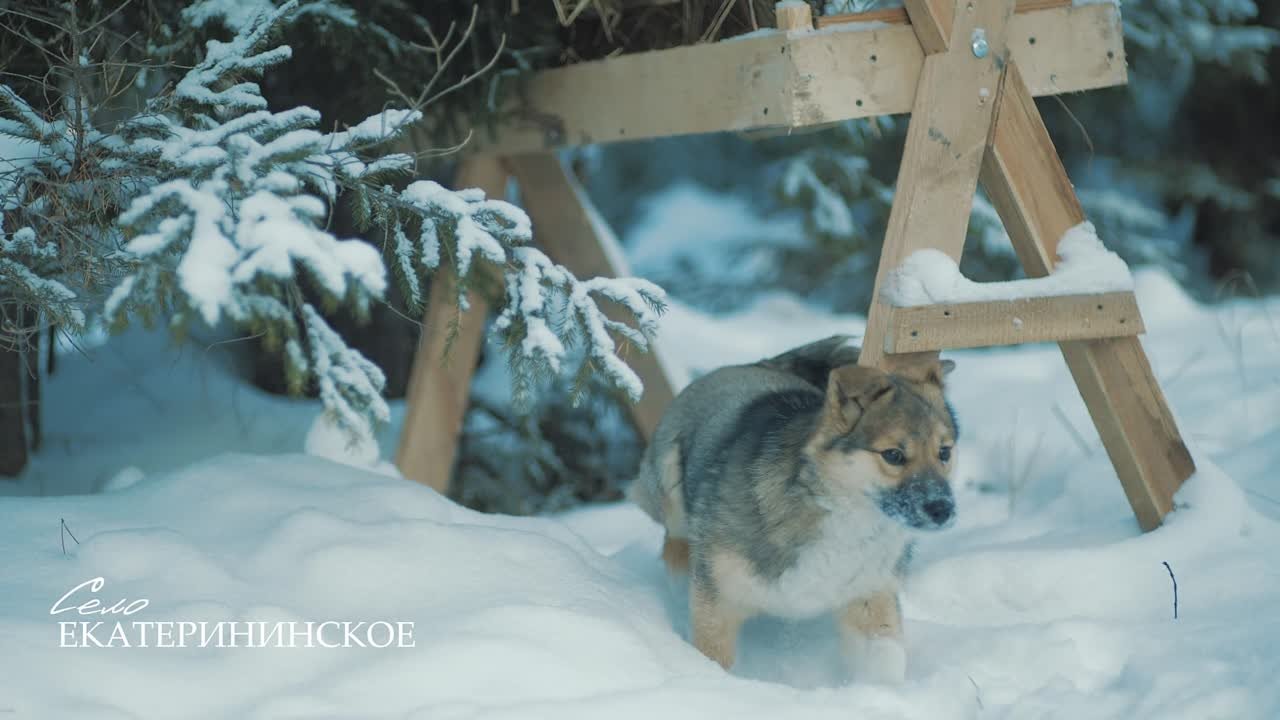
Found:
2,262 -> 1279,718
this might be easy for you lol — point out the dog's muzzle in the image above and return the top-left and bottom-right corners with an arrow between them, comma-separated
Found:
875,473 -> 956,530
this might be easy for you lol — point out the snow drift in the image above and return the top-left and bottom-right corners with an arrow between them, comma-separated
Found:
2,266 -> 1279,719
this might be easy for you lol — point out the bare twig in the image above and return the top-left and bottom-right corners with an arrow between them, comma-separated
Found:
60,517 -> 80,556
700,0 -> 737,43
202,331 -> 266,356
1050,94 -> 1094,170
422,35 -> 506,111
1161,346 -> 1207,390
1052,402 -> 1093,456
1161,561 -> 1178,619
1006,412 -> 1046,515
968,675 -> 984,710
414,5 -> 480,108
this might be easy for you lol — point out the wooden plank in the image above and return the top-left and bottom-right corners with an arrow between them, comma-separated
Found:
979,61 -> 1195,531
395,156 -> 503,493
883,291 -> 1143,353
466,31 -> 792,153
903,0 -> 954,54
505,152 -> 678,441
816,0 -> 1069,28
980,61 -> 1080,276
1005,1 -> 1128,100
790,2 -> 1126,130
857,0 -> 1016,369
456,3 -> 1125,155
1058,340 -> 1194,530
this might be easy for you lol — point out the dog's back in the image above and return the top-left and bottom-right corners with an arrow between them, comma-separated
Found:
630,335 -> 861,535
629,363 -> 819,538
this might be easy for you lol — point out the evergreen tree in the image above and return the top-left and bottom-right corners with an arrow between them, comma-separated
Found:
0,1 -> 665,471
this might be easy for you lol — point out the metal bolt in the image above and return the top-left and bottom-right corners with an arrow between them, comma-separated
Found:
971,28 -> 989,58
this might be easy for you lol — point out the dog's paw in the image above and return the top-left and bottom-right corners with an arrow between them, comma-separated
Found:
844,635 -> 907,685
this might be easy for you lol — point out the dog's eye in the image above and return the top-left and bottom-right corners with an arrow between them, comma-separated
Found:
939,446 -> 952,462
880,448 -> 906,466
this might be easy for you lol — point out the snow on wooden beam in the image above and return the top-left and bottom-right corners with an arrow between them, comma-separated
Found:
461,2 -> 1125,155
883,291 -> 1144,353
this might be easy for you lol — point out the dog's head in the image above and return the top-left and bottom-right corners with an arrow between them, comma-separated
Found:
806,357 -> 958,531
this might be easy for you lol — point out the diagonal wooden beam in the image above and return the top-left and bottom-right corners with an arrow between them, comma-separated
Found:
980,60 -> 1080,277
857,0 -> 1016,369
979,61 -> 1195,531
395,156 -> 504,493
903,0 -> 955,54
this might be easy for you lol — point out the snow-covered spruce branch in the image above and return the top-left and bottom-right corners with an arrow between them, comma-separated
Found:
3,0 -> 665,437
98,3 -> 418,435
495,247 -> 666,406
0,228 -> 84,337
92,2 -> 665,432
381,179 -> 666,406
0,74 -> 123,344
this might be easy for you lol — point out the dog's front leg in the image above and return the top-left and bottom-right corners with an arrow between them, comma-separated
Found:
839,586 -> 906,684
689,575 -> 747,670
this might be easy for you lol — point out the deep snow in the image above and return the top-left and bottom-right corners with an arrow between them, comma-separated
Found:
2,259 -> 1280,717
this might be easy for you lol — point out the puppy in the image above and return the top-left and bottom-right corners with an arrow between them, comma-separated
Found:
630,336 -> 957,682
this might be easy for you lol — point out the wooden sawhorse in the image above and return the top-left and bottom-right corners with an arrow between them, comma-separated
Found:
397,0 -> 1194,530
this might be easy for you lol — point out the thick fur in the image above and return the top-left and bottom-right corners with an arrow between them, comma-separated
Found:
630,335 -> 958,679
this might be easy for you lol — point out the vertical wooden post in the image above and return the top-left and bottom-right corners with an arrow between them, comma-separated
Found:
395,156 -> 506,493
774,1 -> 813,31
979,61 -> 1194,530
505,152 -> 678,440
858,0 -> 1015,370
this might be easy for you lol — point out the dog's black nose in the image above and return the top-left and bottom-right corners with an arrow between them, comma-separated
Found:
923,500 -> 953,525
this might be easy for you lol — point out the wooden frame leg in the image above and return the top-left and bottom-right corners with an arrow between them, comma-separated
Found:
979,61 -> 1194,530
505,152 -> 678,441
858,0 -> 1016,370
903,0 -> 954,55
395,156 -> 506,492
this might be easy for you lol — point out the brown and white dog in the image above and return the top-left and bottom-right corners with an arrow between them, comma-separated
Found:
630,336 -> 958,683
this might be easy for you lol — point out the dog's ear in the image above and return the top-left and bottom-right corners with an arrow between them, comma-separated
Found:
825,365 -> 893,429
894,356 -> 956,388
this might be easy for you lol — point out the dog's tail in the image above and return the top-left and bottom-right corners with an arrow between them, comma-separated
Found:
755,334 -> 861,390
627,469 -> 664,525
628,443 -> 687,537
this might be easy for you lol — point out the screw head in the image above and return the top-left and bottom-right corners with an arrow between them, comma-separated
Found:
971,28 -> 989,58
